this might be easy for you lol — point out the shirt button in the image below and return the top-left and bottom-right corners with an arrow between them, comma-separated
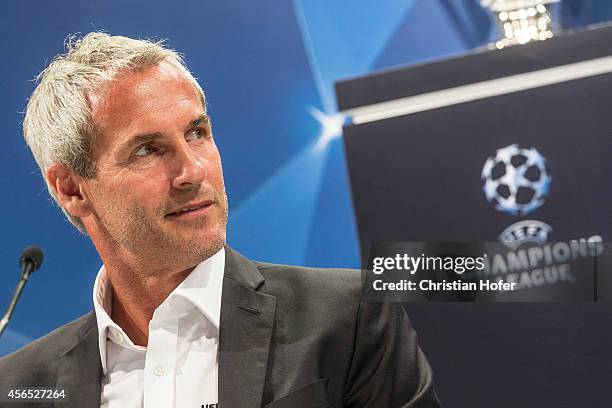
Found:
154,366 -> 166,376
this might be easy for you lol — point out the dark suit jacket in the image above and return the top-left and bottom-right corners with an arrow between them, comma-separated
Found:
0,247 -> 440,407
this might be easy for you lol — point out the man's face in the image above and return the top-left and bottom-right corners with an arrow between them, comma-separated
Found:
82,61 -> 228,271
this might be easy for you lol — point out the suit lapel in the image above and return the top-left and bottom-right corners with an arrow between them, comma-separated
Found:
218,247 -> 277,408
55,312 -> 102,408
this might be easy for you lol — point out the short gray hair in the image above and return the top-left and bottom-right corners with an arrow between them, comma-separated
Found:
23,32 -> 204,233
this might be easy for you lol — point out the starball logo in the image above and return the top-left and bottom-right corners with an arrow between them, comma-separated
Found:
481,144 -> 551,216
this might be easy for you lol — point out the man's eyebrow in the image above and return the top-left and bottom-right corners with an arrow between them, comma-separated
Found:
120,132 -> 163,152
186,114 -> 210,130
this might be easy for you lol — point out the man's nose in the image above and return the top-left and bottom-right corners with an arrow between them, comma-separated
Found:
171,143 -> 207,189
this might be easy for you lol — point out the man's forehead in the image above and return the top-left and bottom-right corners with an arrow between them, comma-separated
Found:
90,62 -> 205,128
93,63 -> 200,105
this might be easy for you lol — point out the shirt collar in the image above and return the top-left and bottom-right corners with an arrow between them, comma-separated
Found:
92,247 -> 225,375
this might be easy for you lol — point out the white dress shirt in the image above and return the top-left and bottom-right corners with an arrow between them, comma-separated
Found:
93,248 -> 225,408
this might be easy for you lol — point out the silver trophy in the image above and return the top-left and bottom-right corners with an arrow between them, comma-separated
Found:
482,0 -> 560,48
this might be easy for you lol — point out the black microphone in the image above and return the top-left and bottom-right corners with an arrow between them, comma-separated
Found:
0,246 -> 44,338
19,246 -> 44,279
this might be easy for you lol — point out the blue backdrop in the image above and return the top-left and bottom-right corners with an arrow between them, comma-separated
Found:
1,0 -> 611,354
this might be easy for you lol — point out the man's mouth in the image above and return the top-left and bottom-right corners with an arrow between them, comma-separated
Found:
165,200 -> 214,218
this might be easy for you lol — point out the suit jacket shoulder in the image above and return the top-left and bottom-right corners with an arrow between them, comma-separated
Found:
0,312 -> 96,388
254,261 -> 362,314
243,259 -> 440,407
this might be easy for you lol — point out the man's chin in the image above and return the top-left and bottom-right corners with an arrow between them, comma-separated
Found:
170,228 -> 226,261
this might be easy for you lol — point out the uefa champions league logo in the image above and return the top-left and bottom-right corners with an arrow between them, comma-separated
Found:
481,144 -> 551,216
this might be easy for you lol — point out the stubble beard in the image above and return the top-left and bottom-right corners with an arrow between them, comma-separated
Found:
96,189 -> 229,273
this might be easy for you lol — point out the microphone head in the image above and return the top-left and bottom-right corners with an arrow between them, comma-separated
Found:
20,245 -> 44,272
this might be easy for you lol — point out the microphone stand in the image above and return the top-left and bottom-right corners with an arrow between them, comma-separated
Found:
0,264 -> 35,338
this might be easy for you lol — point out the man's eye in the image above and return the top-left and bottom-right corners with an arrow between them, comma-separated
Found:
186,128 -> 207,141
134,144 -> 158,157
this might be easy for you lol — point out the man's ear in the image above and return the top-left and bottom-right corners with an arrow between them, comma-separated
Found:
46,163 -> 93,218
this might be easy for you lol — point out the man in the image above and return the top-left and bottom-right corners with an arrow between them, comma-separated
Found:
0,33 -> 440,407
